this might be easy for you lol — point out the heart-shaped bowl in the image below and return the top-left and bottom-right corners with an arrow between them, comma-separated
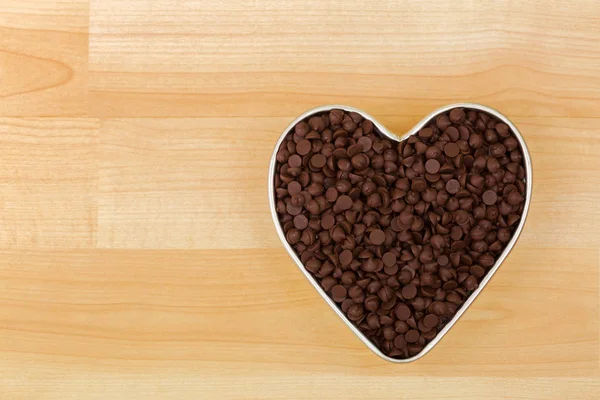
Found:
269,103 -> 532,363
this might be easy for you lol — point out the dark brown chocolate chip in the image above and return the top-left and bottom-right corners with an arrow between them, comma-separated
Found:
347,303 -> 364,321
310,154 -> 326,168
446,179 -> 460,194
401,284 -> 417,300
295,121 -> 310,136
293,214 -> 308,230
490,143 -> 506,157
394,335 -> 407,349
288,154 -> 302,168
287,181 -> 302,196
436,115 -> 451,131
423,314 -> 439,328
470,265 -> 485,278
454,210 -> 469,226
382,252 -> 397,267
486,157 -> 500,173
495,123 -> 510,136
405,330 -> 420,343
419,127 -> 433,138
446,126 -> 460,142
309,116 -> 326,132
339,249 -> 353,266
369,229 -> 385,245
365,295 -> 380,311
378,286 -> 395,302
329,110 -> 344,125
411,178 -> 428,192
504,136 -> 519,151
321,214 -> 335,230
286,229 -> 301,244
444,143 -> 460,157
341,299 -> 353,313
479,253 -> 495,267
331,285 -> 347,302
358,136 -> 372,152
296,139 -> 311,155
449,108 -> 466,124
464,275 -> 478,291
395,304 -> 412,321
438,255 -> 449,266
507,191 -> 524,206
363,258 -> 383,272
425,159 -> 440,174
482,189 -> 498,205
336,195 -> 353,211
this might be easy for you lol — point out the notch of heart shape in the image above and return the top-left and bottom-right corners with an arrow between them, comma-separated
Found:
269,103 -> 532,362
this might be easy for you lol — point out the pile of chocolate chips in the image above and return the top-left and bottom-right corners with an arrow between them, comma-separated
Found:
273,107 -> 526,359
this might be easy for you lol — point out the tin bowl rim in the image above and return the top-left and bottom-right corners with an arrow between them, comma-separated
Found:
268,103 -> 533,363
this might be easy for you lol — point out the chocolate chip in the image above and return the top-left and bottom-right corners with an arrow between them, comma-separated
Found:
436,115 -> 451,131
378,286 -> 395,302
296,139 -> 311,155
329,109 -> 344,125
309,116 -> 326,132
293,215 -> 308,230
369,229 -> 385,245
444,143 -> 460,157
341,299 -> 354,313
357,136 -> 372,152
394,335 -> 407,350
395,304 -> 411,321
411,178 -> 428,192
495,123 -> 510,136
382,252 -> 397,267
287,181 -> 302,196
331,285 -> 347,302
347,303 -> 364,321
445,126 -> 460,142
490,143 -> 506,157
425,159 -> 440,174
507,191 -> 524,206
339,249 -> 353,266
419,127 -> 433,138
356,152 -> 372,167
365,295 -> 380,311
449,108 -> 465,124
401,284 -> 417,300
336,195 -> 353,211
274,108 -> 527,359
310,154 -> 326,168
321,214 -> 335,229
405,330 -> 420,343
446,179 -> 460,194
482,190 -> 498,205
423,314 -> 439,328
486,157 -> 500,173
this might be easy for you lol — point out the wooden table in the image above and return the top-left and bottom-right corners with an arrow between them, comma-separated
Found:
1,1 -> 599,398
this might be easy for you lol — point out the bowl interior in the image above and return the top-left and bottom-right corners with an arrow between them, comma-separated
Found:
268,103 -> 532,362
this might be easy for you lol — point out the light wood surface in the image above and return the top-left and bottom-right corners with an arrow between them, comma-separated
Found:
1,0 -> 599,398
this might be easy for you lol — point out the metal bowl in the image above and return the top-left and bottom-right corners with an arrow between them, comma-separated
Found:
268,103 -> 533,363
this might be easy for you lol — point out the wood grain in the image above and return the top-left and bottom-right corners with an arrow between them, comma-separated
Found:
0,248 -> 596,376
89,0 -> 600,118
0,118 -> 98,248
98,118 -> 276,249
0,0 -> 89,116
2,0 -> 600,398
